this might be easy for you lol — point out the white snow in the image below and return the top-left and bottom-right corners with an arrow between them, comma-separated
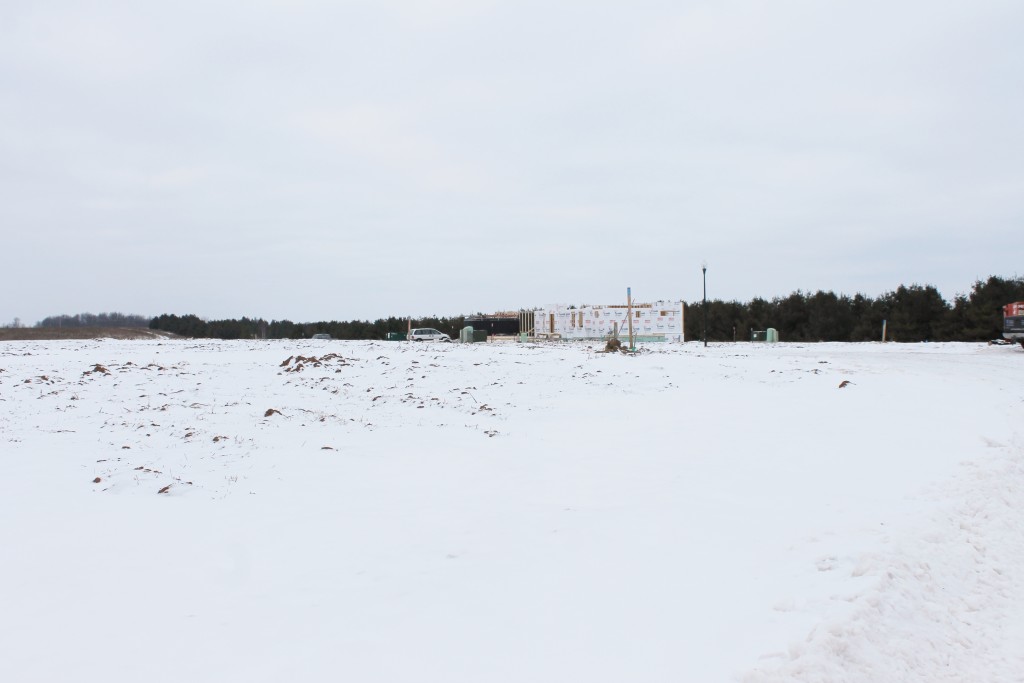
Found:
1,339 -> 1022,682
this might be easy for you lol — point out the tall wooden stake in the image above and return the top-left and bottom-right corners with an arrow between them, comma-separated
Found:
627,287 -> 634,350
681,300 -> 685,343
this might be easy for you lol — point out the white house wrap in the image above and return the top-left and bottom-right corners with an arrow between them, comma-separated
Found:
532,301 -> 684,342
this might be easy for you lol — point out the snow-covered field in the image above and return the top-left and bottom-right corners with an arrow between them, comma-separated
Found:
2,339 -> 1022,682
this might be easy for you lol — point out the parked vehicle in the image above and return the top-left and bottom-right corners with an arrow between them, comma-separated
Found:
1003,302 -> 1024,348
409,328 -> 451,342
311,333 -> 332,340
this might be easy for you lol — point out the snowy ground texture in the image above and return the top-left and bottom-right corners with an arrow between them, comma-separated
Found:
2,339 -> 1023,682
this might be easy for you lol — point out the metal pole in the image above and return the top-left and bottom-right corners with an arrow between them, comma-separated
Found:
702,262 -> 708,347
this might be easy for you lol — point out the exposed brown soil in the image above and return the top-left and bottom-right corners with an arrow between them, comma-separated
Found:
0,327 -> 179,341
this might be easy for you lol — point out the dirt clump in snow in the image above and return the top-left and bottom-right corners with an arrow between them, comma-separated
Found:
598,338 -> 626,353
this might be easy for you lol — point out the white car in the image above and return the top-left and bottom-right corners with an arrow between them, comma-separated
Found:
409,328 -> 451,342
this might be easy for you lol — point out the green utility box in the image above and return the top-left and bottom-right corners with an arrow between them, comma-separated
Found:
766,328 -> 779,343
751,330 -> 767,342
460,326 -> 475,343
472,330 -> 488,343
386,332 -> 406,341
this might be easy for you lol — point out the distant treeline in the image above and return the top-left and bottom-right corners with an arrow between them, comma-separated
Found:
37,275 -> 1024,342
38,312 -> 150,328
684,276 -> 1024,342
148,314 -> 466,340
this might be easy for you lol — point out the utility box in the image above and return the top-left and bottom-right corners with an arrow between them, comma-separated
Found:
472,330 -> 488,343
386,332 -> 406,341
751,330 -> 767,342
460,326 -> 475,343
766,328 -> 779,343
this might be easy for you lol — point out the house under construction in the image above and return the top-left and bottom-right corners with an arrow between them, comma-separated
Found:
523,301 -> 684,342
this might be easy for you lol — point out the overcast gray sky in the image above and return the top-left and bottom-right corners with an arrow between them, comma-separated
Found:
2,0 -> 1022,324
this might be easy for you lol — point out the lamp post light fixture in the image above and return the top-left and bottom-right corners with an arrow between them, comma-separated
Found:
701,260 -> 708,348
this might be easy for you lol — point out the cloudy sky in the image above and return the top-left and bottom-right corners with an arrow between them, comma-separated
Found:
2,0 -> 1021,324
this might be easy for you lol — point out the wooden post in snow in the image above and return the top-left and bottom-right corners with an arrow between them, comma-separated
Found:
681,300 -> 685,343
627,287 -> 635,350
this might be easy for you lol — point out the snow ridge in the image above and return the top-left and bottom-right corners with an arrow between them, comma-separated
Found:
745,440 -> 1024,682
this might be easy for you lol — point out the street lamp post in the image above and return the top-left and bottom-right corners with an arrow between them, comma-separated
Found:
702,261 -> 708,348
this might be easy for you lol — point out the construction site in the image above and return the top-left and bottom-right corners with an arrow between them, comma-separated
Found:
466,298 -> 685,343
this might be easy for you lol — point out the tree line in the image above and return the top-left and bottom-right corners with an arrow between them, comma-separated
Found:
30,275 -> 1023,342
37,312 -> 151,328
148,314 -> 466,340
685,276 -> 1024,342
